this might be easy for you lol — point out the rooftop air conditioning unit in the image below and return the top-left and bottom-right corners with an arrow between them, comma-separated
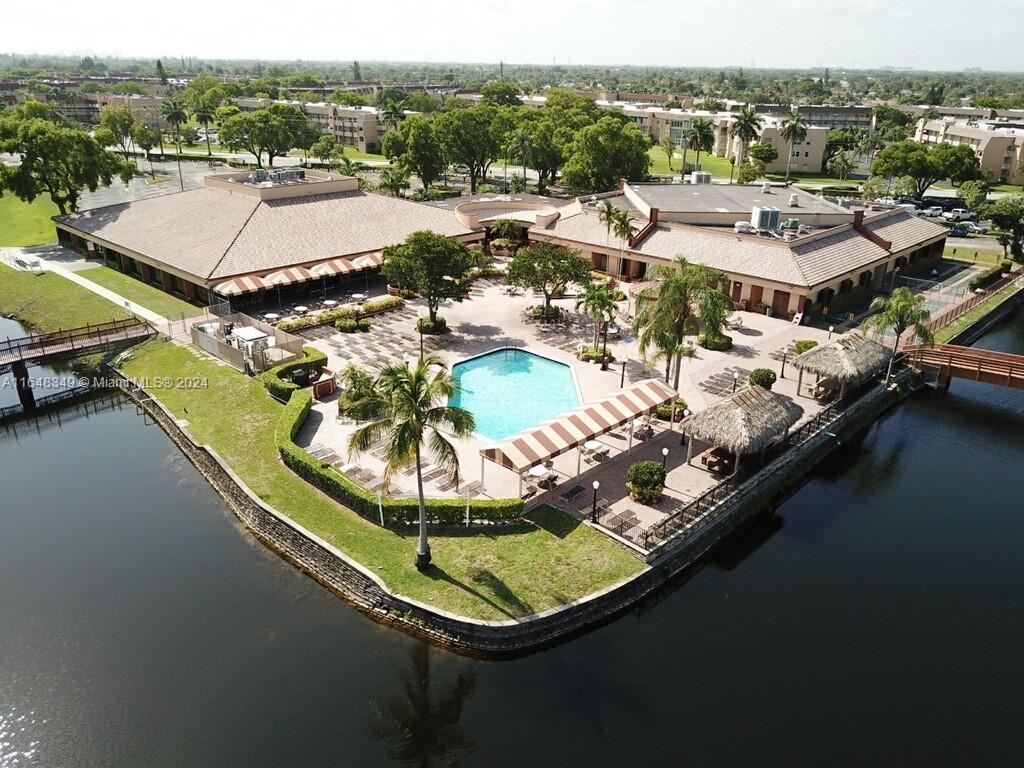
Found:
734,221 -> 756,234
691,171 -> 712,184
789,193 -> 800,207
751,206 -> 781,231
782,218 -> 800,230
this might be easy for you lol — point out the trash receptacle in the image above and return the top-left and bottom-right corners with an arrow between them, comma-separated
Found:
291,368 -> 309,387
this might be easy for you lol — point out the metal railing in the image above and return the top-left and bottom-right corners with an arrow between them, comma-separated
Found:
0,317 -> 150,363
924,268 -> 1024,334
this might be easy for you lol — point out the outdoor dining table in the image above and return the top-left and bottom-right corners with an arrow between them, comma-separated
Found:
263,312 -> 280,321
322,300 -> 338,308
583,440 -> 603,452
351,293 -> 367,302
294,305 -> 309,314
528,465 -> 549,478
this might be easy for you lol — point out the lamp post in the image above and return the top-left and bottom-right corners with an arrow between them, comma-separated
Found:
661,446 -> 669,470
620,359 -> 627,388
732,371 -> 739,393
680,408 -> 691,448
591,480 -> 600,523
781,344 -> 791,379
828,325 -> 835,340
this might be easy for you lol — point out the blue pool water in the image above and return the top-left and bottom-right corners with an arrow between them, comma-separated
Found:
450,349 -> 580,441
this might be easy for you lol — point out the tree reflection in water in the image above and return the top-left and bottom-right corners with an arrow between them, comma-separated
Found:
369,643 -> 476,767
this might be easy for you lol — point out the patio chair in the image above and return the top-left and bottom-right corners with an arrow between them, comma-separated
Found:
560,484 -> 584,502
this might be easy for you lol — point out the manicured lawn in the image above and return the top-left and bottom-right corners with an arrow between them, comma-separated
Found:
0,263 -> 125,331
76,265 -> 205,319
647,147 -> 734,178
934,279 -> 1024,344
120,339 -> 644,620
943,245 -> 1004,266
0,195 -> 59,247
767,173 -> 854,185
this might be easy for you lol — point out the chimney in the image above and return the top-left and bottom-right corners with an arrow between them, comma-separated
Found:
629,208 -> 659,248
853,210 -> 864,227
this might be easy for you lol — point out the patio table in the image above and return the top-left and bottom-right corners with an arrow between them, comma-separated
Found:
294,305 -> 309,314
528,464 -> 549,478
263,312 -> 280,321
583,439 -> 602,452
322,300 -> 338,308
351,293 -> 366,302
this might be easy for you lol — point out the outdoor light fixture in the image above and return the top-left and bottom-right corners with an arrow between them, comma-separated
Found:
591,480 -> 600,523
732,371 -> 739,392
661,446 -> 669,470
828,325 -> 835,339
781,344 -> 792,379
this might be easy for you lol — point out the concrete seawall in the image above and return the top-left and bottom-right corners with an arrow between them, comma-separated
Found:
111,368 -> 917,657
948,287 -> 1024,346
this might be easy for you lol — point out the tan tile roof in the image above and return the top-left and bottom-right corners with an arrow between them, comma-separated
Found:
58,188 -> 475,281
862,208 -> 948,252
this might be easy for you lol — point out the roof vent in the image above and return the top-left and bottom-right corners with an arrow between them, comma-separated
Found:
761,182 -> 772,194
789,193 -> 800,207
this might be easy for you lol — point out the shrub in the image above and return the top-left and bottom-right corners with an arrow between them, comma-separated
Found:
416,316 -> 447,334
697,332 -> 733,351
625,460 -> 666,504
360,295 -> 404,315
793,339 -> 819,355
260,346 -> 328,402
529,305 -> 562,321
579,346 -> 615,363
335,317 -> 370,333
969,261 -> 1013,291
655,398 -> 687,421
748,367 -> 777,390
276,391 -> 524,525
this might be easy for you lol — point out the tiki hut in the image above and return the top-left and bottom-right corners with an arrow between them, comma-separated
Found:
680,385 -> 803,474
791,331 -> 890,397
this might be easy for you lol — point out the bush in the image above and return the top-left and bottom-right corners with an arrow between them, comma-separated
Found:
276,391 -> 524,525
969,261 -> 1013,291
273,297 -> 403,332
579,346 -> 615,363
260,346 -> 328,402
793,339 -> 819,355
655,398 -> 687,421
625,460 -> 666,504
529,305 -> 562,321
416,316 -> 447,334
335,317 -> 371,333
361,295 -> 404,315
697,332 -> 733,351
748,367 -> 777,390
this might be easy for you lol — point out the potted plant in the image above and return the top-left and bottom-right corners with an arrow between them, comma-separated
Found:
625,460 -> 666,504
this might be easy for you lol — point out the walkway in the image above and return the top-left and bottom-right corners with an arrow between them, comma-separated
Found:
905,343 -> 1024,390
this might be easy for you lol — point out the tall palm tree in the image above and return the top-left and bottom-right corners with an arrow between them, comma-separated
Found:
687,118 -> 715,172
597,200 -> 618,245
862,286 -> 933,380
632,257 -> 732,390
160,98 -> 188,190
728,105 -> 763,169
611,210 -> 637,279
380,101 -> 403,132
192,98 -> 216,157
575,280 -> 617,350
780,111 -> 808,182
347,355 -> 475,570
507,127 -> 532,186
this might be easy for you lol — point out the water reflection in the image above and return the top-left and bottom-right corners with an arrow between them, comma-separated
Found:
369,644 -> 476,767
0,707 -> 41,768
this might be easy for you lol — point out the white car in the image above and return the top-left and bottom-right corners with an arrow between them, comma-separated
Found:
964,221 -> 990,234
943,208 -> 975,222
922,206 -> 943,217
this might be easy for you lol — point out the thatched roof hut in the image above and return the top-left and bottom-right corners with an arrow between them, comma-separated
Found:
681,385 -> 803,456
791,331 -> 889,383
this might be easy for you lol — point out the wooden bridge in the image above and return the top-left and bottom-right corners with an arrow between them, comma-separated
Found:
904,344 -> 1024,390
0,317 -> 154,374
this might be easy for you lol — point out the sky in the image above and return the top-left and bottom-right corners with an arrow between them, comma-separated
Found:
8,0 -> 1024,71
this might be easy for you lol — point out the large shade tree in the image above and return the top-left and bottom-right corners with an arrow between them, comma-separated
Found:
872,140 -> 981,199
382,231 -> 474,329
434,106 -> 499,193
219,109 -> 292,168
96,105 -> 138,161
560,116 -> 650,192
506,242 -> 592,315
347,355 -> 475,570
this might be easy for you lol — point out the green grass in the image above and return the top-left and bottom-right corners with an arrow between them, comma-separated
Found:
0,196 -> 59,247
647,147 -> 734,178
934,279 -> 1024,344
120,339 -> 644,620
76,265 -> 205,319
0,263 -> 126,332
767,173 -> 854,185
943,245 -> 1004,266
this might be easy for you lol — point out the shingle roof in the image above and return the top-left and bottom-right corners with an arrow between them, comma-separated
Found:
58,187 -> 475,281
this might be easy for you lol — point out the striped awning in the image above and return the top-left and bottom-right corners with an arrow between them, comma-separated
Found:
309,258 -> 358,277
212,275 -> 268,296
480,379 -> 678,473
349,252 -> 383,270
263,266 -> 315,287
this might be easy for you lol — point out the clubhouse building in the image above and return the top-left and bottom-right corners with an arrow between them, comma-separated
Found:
54,173 -> 947,322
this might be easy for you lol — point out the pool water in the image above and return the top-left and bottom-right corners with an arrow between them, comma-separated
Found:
450,349 -> 580,441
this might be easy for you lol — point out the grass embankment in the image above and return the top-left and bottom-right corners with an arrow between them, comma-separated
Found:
120,338 -> 643,620
0,263 -> 124,331
648,147 -> 734,178
933,278 -> 1024,344
76,265 -> 204,319
943,245 -> 1004,266
0,196 -> 59,247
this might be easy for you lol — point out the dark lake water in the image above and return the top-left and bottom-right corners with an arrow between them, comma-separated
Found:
2,313 -> 1024,767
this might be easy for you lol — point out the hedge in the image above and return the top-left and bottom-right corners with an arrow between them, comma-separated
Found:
276,391 -> 524,526
275,296 -> 405,333
698,332 -> 733,351
260,346 -> 328,402
336,317 -> 371,332
969,261 -> 1013,291
793,339 -> 819,355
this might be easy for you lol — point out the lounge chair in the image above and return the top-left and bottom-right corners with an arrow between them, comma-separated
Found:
560,484 -> 584,502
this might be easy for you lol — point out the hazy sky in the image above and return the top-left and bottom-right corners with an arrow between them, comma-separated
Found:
10,0 -> 1024,71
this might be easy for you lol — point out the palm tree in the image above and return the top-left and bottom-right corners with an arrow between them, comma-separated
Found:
347,355 -> 475,570
597,200 -> 618,246
160,98 -> 188,190
611,210 -> 637,279
192,98 -> 216,157
780,111 -> 808,182
378,164 -> 410,197
862,286 -> 933,380
507,127 -> 532,186
728,105 -> 763,169
830,151 -> 854,181
380,101 -> 403,132
687,118 -> 715,172
575,280 -> 617,350
632,257 -> 732,390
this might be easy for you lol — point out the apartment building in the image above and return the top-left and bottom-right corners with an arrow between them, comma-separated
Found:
235,97 -> 383,153
915,117 -> 1024,184
91,93 -> 168,129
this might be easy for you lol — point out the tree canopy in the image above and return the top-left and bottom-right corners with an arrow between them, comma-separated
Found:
506,242 -> 592,313
985,195 -> 1024,260
560,115 -> 650,192
871,140 -> 981,198
382,231 -> 474,325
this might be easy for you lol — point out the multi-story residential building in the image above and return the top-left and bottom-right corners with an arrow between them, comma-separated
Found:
234,97 -> 383,153
90,93 -> 168,129
14,91 -> 100,124
915,117 -> 1024,184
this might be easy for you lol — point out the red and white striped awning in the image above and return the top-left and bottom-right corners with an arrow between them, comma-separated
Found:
212,275 -> 268,296
480,379 -> 678,473
263,266 -> 315,287
349,252 -> 383,270
309,258 -> 357,277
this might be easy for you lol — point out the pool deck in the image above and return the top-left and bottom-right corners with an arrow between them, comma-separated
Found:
297,279 -> 833,533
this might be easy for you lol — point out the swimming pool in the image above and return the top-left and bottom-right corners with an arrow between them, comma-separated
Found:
450,349 -> 580,441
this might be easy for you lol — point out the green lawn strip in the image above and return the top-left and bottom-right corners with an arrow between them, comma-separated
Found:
647,147 -> 734,178
933,280 -> 1024,344
943,245 -> 1003,266
75,265 -> 204,319
120,339 -> 643,620
0,263 -> 125,331
0,196 -> 59,247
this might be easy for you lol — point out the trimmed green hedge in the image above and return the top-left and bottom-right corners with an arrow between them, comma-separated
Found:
276,391 -> 524,526
794,339 -> 819,355
260,346 -> 328,402
698,332 -> 733,351
969,261 -> 1013,291
336,317 -> 371,332
748,367 -> 777,390
275,296 -> 405,332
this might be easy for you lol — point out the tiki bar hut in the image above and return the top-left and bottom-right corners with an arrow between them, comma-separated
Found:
791,331 -> 890,399
680,385 -> 803,475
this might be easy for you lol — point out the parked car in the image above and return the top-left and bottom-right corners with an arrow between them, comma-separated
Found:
948,225 -> 970,237
943,208 -> 975,222
964,221 -> 990,234
922,206 -> 944,217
